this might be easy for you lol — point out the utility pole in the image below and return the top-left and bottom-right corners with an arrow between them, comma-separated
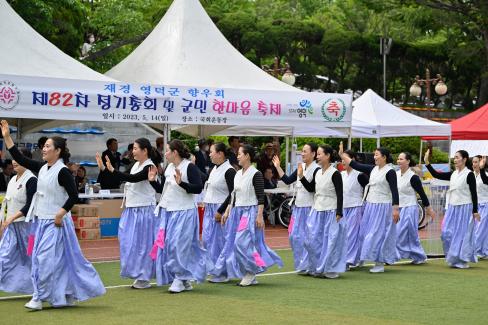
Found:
380,37 -> 393,99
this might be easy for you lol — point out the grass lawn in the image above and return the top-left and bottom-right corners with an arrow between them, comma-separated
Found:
1,249 -> 488,325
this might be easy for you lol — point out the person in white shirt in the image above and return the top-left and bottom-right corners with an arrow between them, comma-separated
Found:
341,147 -> 400,273
472,156 -> 488,258
396,152 -> 434,264
2,120 -> 105,310
271,143 -> 320,273
0,149 -> 37,295
338,142 -> 369,268
149,139 -> 207,293
425,149 -> 480,268
96,137 -> 160,289
210,144 -> 283,286
300,145 -> 346,278
201,143 -> 236,282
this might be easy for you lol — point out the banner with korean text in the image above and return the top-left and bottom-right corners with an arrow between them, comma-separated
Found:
0,74 -> 352,129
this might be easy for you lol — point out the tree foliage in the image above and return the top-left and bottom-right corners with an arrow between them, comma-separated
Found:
7,0 -> 488,108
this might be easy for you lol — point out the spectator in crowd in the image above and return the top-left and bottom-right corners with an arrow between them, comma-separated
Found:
155,137 -> 165,157
31,136 -> 48,162
121,143 -> 135,173
257,140 -> 280,180
263,167 -> 277,190
97,138 -> 122,189
67,162 -> 79,178
194,139 -> 211,175
76,166 -> 88,193
227,136 -> 240,168
0,159 -> 14,192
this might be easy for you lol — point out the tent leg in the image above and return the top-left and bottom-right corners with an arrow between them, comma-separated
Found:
16,118 -> 22,145
448,135 -> 452,164
377,138 -> 381,148
419,140 -> 423,163
360,138 -> 363,152
347,128 -> 352,150
285,136 -> 290,174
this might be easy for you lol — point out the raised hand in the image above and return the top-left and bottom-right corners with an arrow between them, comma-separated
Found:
148,165 -> 158,181
339,141 -> 344,156
105,155 -> 114,172
480,156 -> 486,170
0,120 -> 10,139
424,149 -> 430,165
272,155 -> 281,169
297,162 -> 304,178
95,152 -> 104,171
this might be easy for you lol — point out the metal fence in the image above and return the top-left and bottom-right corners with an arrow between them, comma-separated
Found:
421,181 -> 449,257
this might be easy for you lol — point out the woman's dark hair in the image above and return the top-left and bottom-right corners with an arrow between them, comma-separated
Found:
303,142 -> 318,160
169,139 -> 191,159
240,144 -> 256,163
343,149 -> 357,160
37,136 -> 48,148
375,147 -> 393,164
456,150 -> 471,169
318,144 -> 339,163
50,136 -> 70,164
135,138 -> 161,164
212,142 -> 229,158
400,152 -> 416,167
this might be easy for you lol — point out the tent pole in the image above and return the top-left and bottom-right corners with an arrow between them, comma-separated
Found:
291,128 -> 296,170
347,127 -> 352,150
285,136 -> 290,175
377,137 -> 380,148
419,140 -> 423,162
16,118 -> 22,145
448,135 -> 452,164
360,138 -> 363,152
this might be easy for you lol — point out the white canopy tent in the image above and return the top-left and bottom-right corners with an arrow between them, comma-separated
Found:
106,0 -> 298,92
351,89 -> 451,146
450,140 -> 488,158
105,0 -> 352,164
0,0 -> 115,134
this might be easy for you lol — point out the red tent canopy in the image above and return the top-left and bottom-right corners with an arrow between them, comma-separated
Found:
423,103 -> 488,140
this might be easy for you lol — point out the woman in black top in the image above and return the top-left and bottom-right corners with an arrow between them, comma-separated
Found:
0,120 -> 105,310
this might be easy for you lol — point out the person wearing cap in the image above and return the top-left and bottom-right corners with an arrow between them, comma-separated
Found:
257,140 -> 280,181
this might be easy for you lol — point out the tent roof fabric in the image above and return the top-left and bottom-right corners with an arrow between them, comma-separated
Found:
447,103 -> 488,140
0,0 -> 112,81
352,89 -> 451,138
106,0 -> 298,91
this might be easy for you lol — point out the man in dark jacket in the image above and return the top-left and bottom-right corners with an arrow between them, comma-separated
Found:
97,138 -> 122,189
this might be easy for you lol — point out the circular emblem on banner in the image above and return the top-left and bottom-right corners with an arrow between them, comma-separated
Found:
0,81 -> 20,110
299,99 -> 313,114
321,98 -> 346,122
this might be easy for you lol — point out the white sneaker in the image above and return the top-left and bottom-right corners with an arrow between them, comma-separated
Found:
183,280 -> 193,291
369,263 -> 385,273
208,276 -> 229,283
324,272 -> 339,279
168,279 -> 186,293
24,298 -> 42,310
132,280 -> 151,289
411,260 -> 426,265
239,273 -> 257,286
455,263 -> 470,269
